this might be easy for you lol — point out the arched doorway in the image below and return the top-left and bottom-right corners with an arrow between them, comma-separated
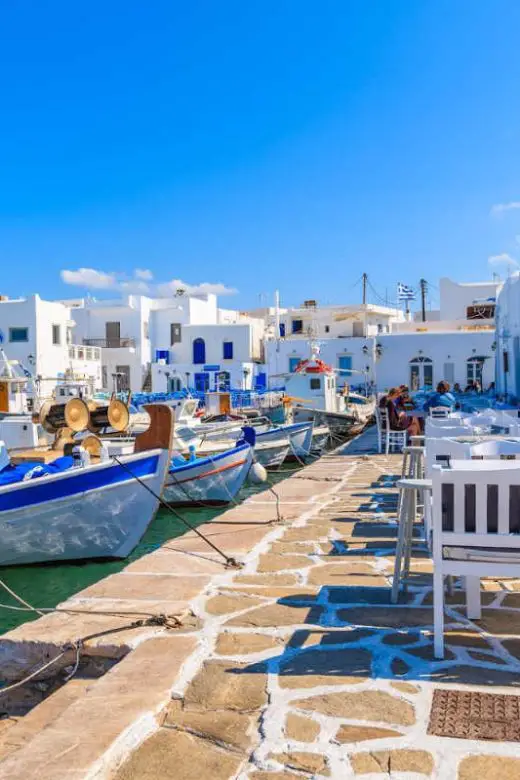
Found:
409,356 -> 433,391
193,338 -> 206,365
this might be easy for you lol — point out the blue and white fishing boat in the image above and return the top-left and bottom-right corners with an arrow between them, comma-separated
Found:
164,442 -> 253,506
0,405 -> 174,567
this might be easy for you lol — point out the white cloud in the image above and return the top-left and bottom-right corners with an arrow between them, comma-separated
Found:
488,253 -> 519,268
60,267 -> 117,289
61,267 -> 237,298
155,278 -> 238,297
134,268 -> 153,281
490,201 -> 520,216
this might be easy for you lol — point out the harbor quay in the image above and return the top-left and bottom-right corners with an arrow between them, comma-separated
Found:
1,431 -> 520,778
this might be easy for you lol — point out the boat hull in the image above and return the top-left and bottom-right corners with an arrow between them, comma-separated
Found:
163,444 -> 253,506
0,449 -> 169,566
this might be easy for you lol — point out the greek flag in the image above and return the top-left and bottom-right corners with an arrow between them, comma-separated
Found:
397,282 -> 416,301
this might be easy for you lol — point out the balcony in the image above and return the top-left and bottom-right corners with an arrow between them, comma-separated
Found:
83,338 -> 136,349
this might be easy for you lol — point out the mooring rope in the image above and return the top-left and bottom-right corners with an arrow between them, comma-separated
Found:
111,455 -> 241,568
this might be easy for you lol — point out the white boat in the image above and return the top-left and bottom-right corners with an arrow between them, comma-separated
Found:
198,435 -> 290,469
0,405 -> 174,566
255,421 -> 314,459
164,443 -> 253,506
310,424 -> 331,452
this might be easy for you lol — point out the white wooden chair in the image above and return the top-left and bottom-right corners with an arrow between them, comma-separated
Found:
429,406 -> 451,419
375,406 -> 407,454
432,461 -> 520,658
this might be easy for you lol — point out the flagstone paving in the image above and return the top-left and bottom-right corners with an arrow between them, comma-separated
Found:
109,428 -> 520,778
4,428 -> 520,779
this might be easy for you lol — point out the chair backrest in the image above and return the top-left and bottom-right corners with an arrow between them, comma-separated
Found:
425,437 -> 471,475
429,406 -> 450,419
432,462 -> 520,548
375,406 -> 389,433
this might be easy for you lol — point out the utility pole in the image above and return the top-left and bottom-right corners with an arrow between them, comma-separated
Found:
420,278 -> 427,322
362,273 -> 367,305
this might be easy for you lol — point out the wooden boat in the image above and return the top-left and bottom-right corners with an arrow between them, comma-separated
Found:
163,443 -> 253,506
0,405 -> 173,566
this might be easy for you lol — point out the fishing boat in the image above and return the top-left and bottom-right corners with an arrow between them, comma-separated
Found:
164,442 -> 253,506
197,431 -> 291,469
0,404 -> 174,566
284,343 -> 375,437
255,421 -> 314,459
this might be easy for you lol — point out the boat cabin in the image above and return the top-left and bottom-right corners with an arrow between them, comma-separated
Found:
205,392 -> 232,417
0,349 -> 30,416
284,355 -> 339,413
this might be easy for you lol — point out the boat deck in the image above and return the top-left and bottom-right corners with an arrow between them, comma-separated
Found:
1,427 -> 520,778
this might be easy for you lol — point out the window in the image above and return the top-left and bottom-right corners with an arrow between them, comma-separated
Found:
338,355 -> 352,377
52,324 -> 61,345
467,304 -> 495,320
218,371 -> 231,390
223,341 -> 233,360
170,323 -> 181,345
288,357 -> 301,372
291,319 -> 303,334
143,321 -> 149,339
467,356 -> 486,386
102,366 -> 108,388
310,377 -> 321,390
193,338 -> 206,364
279,323 -> 286,338
105,322 -> 121,347
9,327 -> 28,343
409,356 -> 433,390
353,321 -> 364,337
86,348 -> 93,361
115,365 -> 130,391
325,325 -> 330,333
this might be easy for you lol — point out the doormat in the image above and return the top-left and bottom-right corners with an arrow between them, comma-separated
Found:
428,689 -> 520,742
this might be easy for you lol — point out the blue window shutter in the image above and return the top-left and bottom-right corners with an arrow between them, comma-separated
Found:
279,323 -> 286,337
223,341 -> 233,359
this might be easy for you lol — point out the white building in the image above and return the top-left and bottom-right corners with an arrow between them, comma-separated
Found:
263,278 -> 499,393
495,274 -> 520,400
66,292 -> 266,394
0,295 -> 102,399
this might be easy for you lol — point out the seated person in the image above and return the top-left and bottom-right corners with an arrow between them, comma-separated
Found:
424,380 -> 456,413
396,384 -> 415,410
453,382 -> 462,394
381,387 -> 421,437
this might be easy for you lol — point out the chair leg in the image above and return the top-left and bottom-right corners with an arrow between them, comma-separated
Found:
466,576 -> 482,620
433,567 -> 445,659
402,489 -> 416,587
391,489 -> 409,604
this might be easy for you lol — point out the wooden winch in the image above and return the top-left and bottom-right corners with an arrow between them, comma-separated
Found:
38,398 -> 91,434
87,400 -> 130,433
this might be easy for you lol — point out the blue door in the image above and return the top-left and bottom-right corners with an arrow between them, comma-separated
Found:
338,355 -> 352,377
193,338 -> 206,364
255,372 -> 267,390
194,372 -> 209,392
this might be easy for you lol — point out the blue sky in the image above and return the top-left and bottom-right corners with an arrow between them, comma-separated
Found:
1,1 -> 520,309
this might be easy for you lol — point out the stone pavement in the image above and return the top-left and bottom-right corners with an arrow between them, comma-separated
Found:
114,428 -> 520,780
2,428 -> 520,779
